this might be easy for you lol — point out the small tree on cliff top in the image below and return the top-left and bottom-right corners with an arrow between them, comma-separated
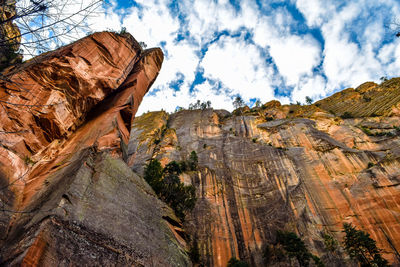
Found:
342,223 -> 389,267
232,95 -> 245,109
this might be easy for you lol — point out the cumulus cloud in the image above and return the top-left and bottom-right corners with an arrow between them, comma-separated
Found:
200,35 -> 275,104
269,35 -> 321,85
135,0 -> 400,113
26,0 -> 400,114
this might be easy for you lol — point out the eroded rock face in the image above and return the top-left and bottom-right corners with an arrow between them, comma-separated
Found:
2,150 -> 189,266
0,32 -> 191,266
315,79 -> 400,117
127,81 -> 400,266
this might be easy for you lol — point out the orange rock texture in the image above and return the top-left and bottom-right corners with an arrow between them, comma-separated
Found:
1,28 -> 400,267
0,32 -> 191,266
128,80 -> 400,266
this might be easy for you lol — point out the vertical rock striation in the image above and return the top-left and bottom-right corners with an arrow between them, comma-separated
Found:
128,80 -> 400,266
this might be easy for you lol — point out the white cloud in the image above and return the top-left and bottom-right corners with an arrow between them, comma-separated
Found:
291,75 -> 326,102
151,40 -> 199,92
122,3 -> 179,47
19,0 -> 400,113
294,0 -> 333,27
269,35 -> 321,85
192,80 -> 233,110
200,35 -> 275,104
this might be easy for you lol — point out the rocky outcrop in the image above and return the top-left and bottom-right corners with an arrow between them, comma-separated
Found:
315,79 -> 400,117
2,26 -> 400,267
2,150 -> 189,266
0,0 -> 22,71
127,80 -> 400,266
0,32 -> 192,266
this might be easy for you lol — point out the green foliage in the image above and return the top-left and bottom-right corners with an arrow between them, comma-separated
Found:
119,26 -> 127,35
262,231 -> 326,266
188,151 -> 198,171
363,96 -> 372,102
254,99 -> 262,108
276,231 -> 311,266
188,100 -> 211,110
360,126 -> 394,137
341,112 -> 353,119
262,244 -> 286,265
227,257 -> 249,267
342,223 -> 389,267
23,155 -> 35,165
360,126 -> 373,136
233,95 -> 245,109
144,159 -> 163,193
139,41 -> 147,49
322,232 -> 338,252
311,255 -> 325,267
178,160 -> 188,172
305,96 -> 313,105
265,116 -> 274,121
175,106 -> 184,112
162,163 -> 196,220
144,158 -> 197,221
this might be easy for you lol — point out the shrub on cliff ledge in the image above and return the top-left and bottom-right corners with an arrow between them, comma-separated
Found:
188,151 -> 198,171
144,159 -> 163,193
274,231 -> 324,267
342,223 -> 388,267
227,257 -> 249,267
340,112 -> 353,119
144,158 -> 196,220
276,231 -> 312,266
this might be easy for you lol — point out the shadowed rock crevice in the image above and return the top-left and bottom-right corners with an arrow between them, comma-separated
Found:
0,32 -> 192,266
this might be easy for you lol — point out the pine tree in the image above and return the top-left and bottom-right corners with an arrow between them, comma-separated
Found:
342,223 -> 389,267
188,151 -> 198,171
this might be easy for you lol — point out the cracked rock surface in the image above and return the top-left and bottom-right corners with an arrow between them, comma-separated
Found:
127,81 -> 400,266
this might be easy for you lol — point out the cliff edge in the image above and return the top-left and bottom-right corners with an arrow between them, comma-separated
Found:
0,32 -> 190,266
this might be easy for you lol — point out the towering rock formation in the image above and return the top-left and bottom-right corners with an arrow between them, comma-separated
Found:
127,80 -> 400,266
1,28 -> 400,267
0,32 -> 190,266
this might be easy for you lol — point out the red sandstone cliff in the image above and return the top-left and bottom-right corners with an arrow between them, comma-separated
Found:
1,29 -> 400,267
127,80 -> 400,266
0,32 -> 191,266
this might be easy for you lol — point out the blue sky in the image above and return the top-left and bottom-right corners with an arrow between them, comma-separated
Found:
87,0 -> 400,114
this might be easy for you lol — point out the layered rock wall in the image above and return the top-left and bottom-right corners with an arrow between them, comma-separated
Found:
128,81 -> 400,266
2,27 -> 400,267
